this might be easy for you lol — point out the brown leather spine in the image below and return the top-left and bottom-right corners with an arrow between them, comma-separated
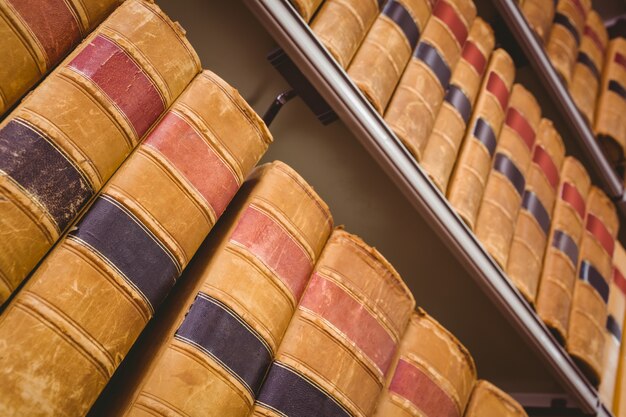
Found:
372,308 -> 477,417
422,18 -> 495,192
507,119 -> 566,303
447,48 -> 515,229
463,380 -> 528,417
0,70 -> 271,417
520,0 -> 555,42
475,84 -> 541,268
290,0 -> 324,22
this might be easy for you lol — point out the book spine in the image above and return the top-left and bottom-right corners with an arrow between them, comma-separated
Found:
421,17 -> 494,192
474,84 -> 541,268
290,0 -> 324,22
372,309 -> 477,417
0,70 -> 271,417
447,48 -> 515,229
519,0 -> 556,42
464,380 -> 528,417
252,230 -> 415,417
347,0 -> 433,113
568,187 -> 619,384
507,119 -> 565,303
0,0 -> 123,115
535,157 -> 591,341
385,0 -> 475,161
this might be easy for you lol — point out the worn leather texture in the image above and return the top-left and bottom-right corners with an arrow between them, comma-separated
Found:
507,119 -> 565,304
290,0 -> 323,22
519,0 -> 555,42
385,0 -> 476,161
348,0 -> 433,114
0,0 -> 201,305
372,308 -> 477,417
252,229 -> 416,417
535,157 -> 591,342
0,70 -> 272,417
0,0 -> 123,116
422,18 -> 494,192
567,187 -> 619,385
474,84 -> 541,268
312,0 -> 382,68
463,380 -> 528,417
447,48 -> 515,229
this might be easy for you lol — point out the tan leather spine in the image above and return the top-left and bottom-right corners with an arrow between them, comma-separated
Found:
507,119 -> 565,303
464,380 -> 528,417
372,308 -> 477,417
0,70 -> 271,417
536,157 -> 591,341
447,49 -> 515,229
348,0 -> 433,113
475,84 -> 541,268
422,18 -> 495,192
290,0 -> 324,22
520,0 -> 555,42
385,0 -> 476,161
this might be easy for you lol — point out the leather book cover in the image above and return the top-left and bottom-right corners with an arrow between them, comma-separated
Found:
372,308 -> 477,417
507,119 -> 565,304
348,0 -> 433,114
570,11 -> 608,125
311,0 -> 383,68
595,38 -> 626,166
0,0 -> 201,305
535,157 -> 591,342
0,0 -> 122,115
290,0 -> 324,22
474,84 -> 541,268
567,187 -> 619,384
519,0 -> 555,42
447,48 -> 515,229
385,0 -> 476,161
546,0 -> 592,84
252,229 -> 416,417
463,380 -> 528,417
422,17 -> 495,192
0,70 -> 272,417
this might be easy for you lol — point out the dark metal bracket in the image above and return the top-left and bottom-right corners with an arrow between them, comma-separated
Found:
262,89 -> 297,126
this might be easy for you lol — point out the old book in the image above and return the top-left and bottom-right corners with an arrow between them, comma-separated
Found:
252,229 -> 416,417
463,380 -> 528,417
474,84 -> 541,268
568,187 -> 619,384
519,0 -> 555,42
570,11 -> 609,125
0,0 -> 122,115
546,0 -> 592,84
535,157 -> 591,342
372,308 -> 477,417
595,38 -> 626,166
0,70 -> 272,417
447,48 -> 515,229
348,0 -> 433,113
421,18 -> 495,192
507,119 -> 565,304
311,0 -> 383,68
290,0 -> 324,22
385,0 -> 476,161
599,243 -> 626,408
0,0 -> 201,305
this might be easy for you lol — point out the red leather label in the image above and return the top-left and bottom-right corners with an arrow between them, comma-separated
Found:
615,53 -> 626,71
584,25 -> 605,52
433,0 -> 468,46
614,267 -> 626,296
68,35 -> 165,139
486,72 -> 510,111
586,213 -> 615,256
144,112 -> 238,217
299,273 -> 396,375
462,41 -> 487,76
533,145 -> 560,191
560,182 -> 586,219
569,0 -> 586,22
505,107 -> 536,151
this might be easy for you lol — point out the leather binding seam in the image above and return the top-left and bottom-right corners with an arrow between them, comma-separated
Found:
552,230 -> 579,267
504,107 -> 536,151
432,0 -> 468,47
485,71 -> 510,111
533,145 -> 560,191
445,85 -> 472,124
493,153 -> 526,197
554,12 -> 581,46
560,182 -> 586,220
583,25 -> 605,52
414,42 -> 451,89
382,0 -> 420,50
609,80 -> 626,101
607,314 -> 622,341
462,40 -> 487,76
522,190 -> 551,235
579,260 -> 610,303
472,118 -> 497,157
135,392 -> 192,417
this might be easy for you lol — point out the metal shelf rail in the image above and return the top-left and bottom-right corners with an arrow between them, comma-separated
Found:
243,0 -> 611,415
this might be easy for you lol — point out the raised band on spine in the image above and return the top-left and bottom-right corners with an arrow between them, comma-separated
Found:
414,42 -> 451,88
432,0 -> 468,46
445,85 -> 472,124
485,72 -> 510,111
609,80 -> 626,101
554,13 -> 581,46
462,41 -> 487,75
579,260 -> 610,304
473,118 -> 497,156
607,314 -> 622,341
576,52 -> 601,80
586,213 -> 615,256
505,107 -> 536,151
383,0 -> 420,50
560,182 -> 586,219
552,230 -> 579,266
533,145 -> 560,190
522,191 -> 551,235
584,25 -> 605,52
493,153 -> 526,196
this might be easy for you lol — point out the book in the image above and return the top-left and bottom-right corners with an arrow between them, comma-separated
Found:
447,48 -> 515,230
463,380 -> 528,417
507,119 -> 565,304
519,0 -> 555,42
546,0 -> 592,84
535,157 -> 591,342
252,229 -> 416,417
421,17 -> 495,192
348,0 -> 433,113
568,187 -> 618,384
474,84 -> 541,268
385,0 -> 476,161
569,11 -> 608,125
311,0 -> 383,68
372,308 -> 477,417
0,70 -> 272,417
290,0 -> 324,22
0,0 -> 122,115
0,0 -> 202,305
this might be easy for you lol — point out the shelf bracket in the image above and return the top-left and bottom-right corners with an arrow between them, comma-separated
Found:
262,89 -> 297,126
